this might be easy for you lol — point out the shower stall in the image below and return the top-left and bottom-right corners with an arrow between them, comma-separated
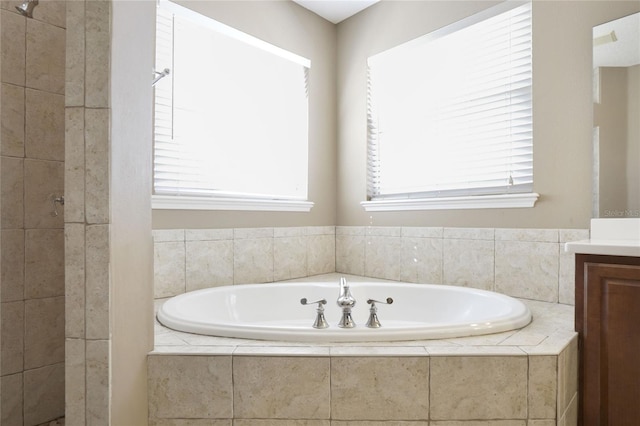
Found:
0,0 -> 66,424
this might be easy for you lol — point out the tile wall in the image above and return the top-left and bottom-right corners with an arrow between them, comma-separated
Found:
0,2 -> 66,425
154,226 -> 588,305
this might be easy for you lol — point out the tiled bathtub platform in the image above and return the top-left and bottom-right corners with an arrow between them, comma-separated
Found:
148,297 -> 578,425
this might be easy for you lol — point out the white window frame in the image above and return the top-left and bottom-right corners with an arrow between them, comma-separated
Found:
152,0 -> 313,212
362,1 -> 539,212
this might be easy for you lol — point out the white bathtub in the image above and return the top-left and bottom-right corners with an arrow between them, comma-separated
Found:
157,278 -> 532,342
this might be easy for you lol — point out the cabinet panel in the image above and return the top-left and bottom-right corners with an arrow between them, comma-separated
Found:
576,255 -> 640,426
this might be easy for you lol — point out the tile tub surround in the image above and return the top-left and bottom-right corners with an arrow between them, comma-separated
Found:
153,227 -> 588,305
149,283 -> 578,424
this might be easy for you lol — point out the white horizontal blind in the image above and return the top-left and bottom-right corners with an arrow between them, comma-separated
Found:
154,2 -> 310,200
367,2 -> 533,200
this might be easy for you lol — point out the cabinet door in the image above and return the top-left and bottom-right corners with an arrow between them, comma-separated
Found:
576,258 -> 640,426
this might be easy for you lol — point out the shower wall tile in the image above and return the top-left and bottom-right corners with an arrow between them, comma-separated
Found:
84,0 -> 110,108
430,356 -> 527,420
1,83 -> 25,157
1,372 -> 23,426
274,234 -> 308,281
25,89 -> 65,161
86,339 -> 110,426
85,224 -> 110,340
1,301 -> 24,375
24,159 -> 64,228
150,420 -> 233,426
65,223 -> 85,338
1,9 -> 25,86
65,338 -> 86,426
234,236 -> 274,284
233,356 -> 330,419
1,156 -> 23,228
528,355 -> 558,419
1,228 -> 24,302
495,240 -> 559,302
25,228 -> 65,298
443,238 -> 495,290
331,357 -> 429,420
65,107 -> 85,223
26,18 -> 65,94
186,240 -> 233,292
148,355 -> 233,419
85,108 -> 110,224
155,241 -> 186,298
24,296 -> 65,369
35,0 -> 67,29
23,362 -> 65,426
65,0 -> 85,106
235,421 -> 327,426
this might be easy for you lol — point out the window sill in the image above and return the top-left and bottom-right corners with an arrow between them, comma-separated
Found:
361,193 -> 539,212
152,195 -> 314,212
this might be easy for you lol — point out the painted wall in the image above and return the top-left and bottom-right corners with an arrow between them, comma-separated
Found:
337,0 -> 640,229
152,0 -> 338,229
627,64 -> 640,213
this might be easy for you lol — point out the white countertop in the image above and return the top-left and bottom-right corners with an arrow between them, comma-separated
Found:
565,239 -> 640,257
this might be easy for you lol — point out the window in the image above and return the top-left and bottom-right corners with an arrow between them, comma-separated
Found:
153,1 -> 312,211
364,2 -> 538,211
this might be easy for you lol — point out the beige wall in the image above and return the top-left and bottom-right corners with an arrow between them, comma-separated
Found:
152,1 -> 338,229
337,0 -> 640,229
628,64 -> 640,212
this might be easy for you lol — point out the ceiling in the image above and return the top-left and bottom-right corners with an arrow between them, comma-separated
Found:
292,0 -> 380,24
593,12 -> 640,67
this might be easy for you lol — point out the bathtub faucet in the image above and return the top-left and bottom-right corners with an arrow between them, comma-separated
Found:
337,277 -> 356,328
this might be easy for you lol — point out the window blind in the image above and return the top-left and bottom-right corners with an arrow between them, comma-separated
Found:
367,2 -> 533,200
153,2 -> 310,201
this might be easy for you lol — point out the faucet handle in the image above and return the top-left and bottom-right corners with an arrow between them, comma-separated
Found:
365,297 -> 394,328
300,298 -> 329,329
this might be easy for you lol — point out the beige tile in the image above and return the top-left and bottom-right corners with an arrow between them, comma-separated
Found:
23,159 -> 64,229
86,340 -> 110,426
236,422 -> 329,426
495,228 -> 559,243
85,0 -> 110,107
1,10 -> 25,86
65,107 -> 85,223
155,241 -> 186,298
528,421 -> 556,426
274,235 -> 308,281
34,0 -> 66,28
65,0 -> 85,106
1,228 -> 24,302
1,83 -> 25,157
365,235 -> 403,280
557,336 -> 578,415
150,420 -> 232,426
402,226 -> 444,238
443,238 -> 494,289
495,241 -> 559,302
65,224 -> 85,338
444,227 -> 494,240
331,357 -> 429,420
24,296 -> 64,369
529,356 -> 558,419
1,372 -> 23,426
185,228 -> 233,241
431,422 -> 525,426
86,224 -> 110,339
366,226 -> 401,237
186,240 -> 233,291
1,156 -> 23,229
274,226 -> 306,238
1,301 -> 24,375
558,393 -> 578,426
85,108 -> 110,224
233,237 -> 273,284
336,235 -> 365,276
26,18 -> 65,93
65,338 -> 86,426
308,234 -> 335,276
401,236 -> 442,284
25,88 -> 64,161
234,227 -> 273,239
430,356 -> 527,420
25,228 -> 64,298
23,363 -> 65,426
148,355 -> 233,419
154,229 -> 186,242
234,356 -> 330,419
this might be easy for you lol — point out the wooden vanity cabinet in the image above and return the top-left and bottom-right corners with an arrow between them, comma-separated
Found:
575,254 -> 640,426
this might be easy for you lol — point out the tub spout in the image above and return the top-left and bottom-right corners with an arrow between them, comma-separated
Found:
337,277 -> 356,328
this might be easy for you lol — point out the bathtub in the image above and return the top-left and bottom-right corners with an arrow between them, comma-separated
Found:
157,277 -> 532,342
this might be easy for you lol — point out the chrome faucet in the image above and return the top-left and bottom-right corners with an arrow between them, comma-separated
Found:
336,277 -> 356,328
